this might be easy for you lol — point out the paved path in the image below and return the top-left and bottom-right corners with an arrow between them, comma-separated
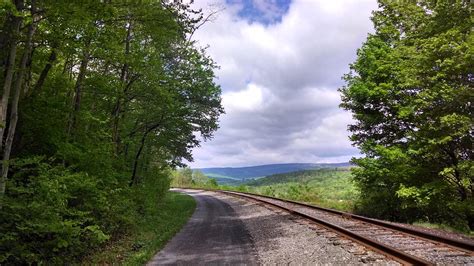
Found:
148,189 -> 258,265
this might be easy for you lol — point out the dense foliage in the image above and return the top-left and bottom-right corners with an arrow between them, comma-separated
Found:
340,0 -> 473,229
84,191 -> 196,265
245,168 -> 358,211
200,163 -> 350,182
246,168 -> 351,186
179,168 -> 359,211
0,0 -> 223,263
171,168 -> 218,188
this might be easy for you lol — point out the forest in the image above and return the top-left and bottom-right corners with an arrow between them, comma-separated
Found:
0,0 -> 223,264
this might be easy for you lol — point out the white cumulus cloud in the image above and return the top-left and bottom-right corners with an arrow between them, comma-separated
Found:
189,0 -> 377,167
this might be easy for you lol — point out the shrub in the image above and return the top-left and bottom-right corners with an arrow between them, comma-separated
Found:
0,157 -> 171,264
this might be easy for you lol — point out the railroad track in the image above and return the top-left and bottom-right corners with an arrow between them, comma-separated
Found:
217,190 -> 474,265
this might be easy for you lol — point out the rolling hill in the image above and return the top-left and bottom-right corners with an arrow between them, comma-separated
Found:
196,162 -> 351,184
245,167 -> 352,186
242,167 -> 358,211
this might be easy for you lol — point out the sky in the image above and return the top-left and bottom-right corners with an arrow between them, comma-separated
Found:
189,0 -> 379,168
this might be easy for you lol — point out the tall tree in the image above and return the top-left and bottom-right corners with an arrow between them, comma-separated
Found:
0,1 -> 223,262
0,0 -> 22,151
340,0 -> 473,229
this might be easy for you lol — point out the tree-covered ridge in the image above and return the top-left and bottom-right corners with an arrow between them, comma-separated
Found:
0,0 -> 223,263
199,162 -> 351,181
340,0 -> 473,230
245,167 -> 352,186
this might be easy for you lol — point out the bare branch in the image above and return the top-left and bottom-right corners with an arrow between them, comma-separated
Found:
187,3 -> 225,42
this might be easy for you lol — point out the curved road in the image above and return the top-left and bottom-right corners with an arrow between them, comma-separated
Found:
148,189 -> 258,265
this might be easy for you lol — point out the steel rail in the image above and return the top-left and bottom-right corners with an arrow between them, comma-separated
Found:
173,188 -> 474,265
222,190 -> 474,253
220,190 -> 432,266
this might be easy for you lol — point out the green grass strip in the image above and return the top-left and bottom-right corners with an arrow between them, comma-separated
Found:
84,191 -> 196,265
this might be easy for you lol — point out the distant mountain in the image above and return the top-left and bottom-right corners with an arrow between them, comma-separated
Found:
245,167 -> 352,186
196,162 -> 351,184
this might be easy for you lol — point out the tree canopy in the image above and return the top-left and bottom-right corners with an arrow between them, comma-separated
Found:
340,0 -> 473,229
0,0 -> 223,263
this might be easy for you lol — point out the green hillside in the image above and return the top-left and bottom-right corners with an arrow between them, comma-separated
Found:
246,167 -> 352,186
198,163 -> 351,184
205,173 -> 239,180
241,167 -> 359,211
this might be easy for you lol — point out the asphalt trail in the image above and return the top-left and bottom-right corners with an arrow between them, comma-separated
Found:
148,189 -> 258,265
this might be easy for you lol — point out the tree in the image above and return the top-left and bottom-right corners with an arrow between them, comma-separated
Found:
171,168 -> 193,187
340,0 -> 473,229
0,0 -> 223,263
207,178 -> 218,188
193,170 -> 209,185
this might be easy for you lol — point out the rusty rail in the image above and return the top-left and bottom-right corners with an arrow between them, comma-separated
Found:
173,187 -> 474,265
223,190 -> 474,252
220,190 -> 432,265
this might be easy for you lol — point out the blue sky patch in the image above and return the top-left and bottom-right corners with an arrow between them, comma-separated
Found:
226,0 -> 291,25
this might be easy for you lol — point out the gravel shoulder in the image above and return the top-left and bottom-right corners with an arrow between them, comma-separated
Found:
213,191 -> 398,265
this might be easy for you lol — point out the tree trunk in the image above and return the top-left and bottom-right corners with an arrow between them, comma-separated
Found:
0,7 -> 22,153
67,44 -> 90,138
1,0 -> 35,209
111,98 -> 122,154
129,130 -> 148,186
112,20 -> 132,155
129,123 -> 159,186
30,49 -> 56,96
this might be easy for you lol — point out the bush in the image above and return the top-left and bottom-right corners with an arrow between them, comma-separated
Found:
0,157 -> 170,264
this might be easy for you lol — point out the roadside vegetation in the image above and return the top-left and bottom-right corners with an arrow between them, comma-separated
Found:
84,191 -> 195,265
171,168 -> 219,189
244,168 -> 358,211
340,0 -> 473,231
0,1 -> 222,264
172,167 -> 358,212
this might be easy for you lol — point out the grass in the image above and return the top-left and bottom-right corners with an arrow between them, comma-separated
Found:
84,191 -> 196,265
217,168 -> 359,212
412,222 -> 474,238
249,172 -> 358,211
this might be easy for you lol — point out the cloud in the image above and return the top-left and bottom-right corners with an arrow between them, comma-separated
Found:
222,83 -> 266,112
189,0 -> 377,167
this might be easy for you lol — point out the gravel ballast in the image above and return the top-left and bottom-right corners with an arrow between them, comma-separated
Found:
226,192 -> 474,265
212,191 -> 398,265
